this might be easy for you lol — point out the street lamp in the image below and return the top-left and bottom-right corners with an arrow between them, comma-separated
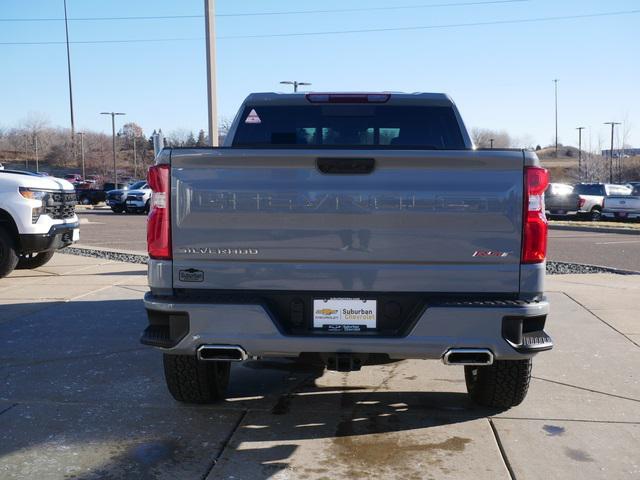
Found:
604,122 -> 620,183
100,112 -> 126,189
77,132 -> 86,180
280,80 -> 312,93
204,0 -> 218,146
576,127 -> 585,181
553,79 -> 559,158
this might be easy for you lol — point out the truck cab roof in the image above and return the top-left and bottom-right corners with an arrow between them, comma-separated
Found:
244,92 -> 455,107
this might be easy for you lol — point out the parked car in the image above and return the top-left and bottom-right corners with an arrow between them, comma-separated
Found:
545,183 -> 580,218
141,91 -> 553,410
75,185 -> 111,205
573,183 -> 632,221
106,180 -> 147,213
0,169 -> 79,277
602,185 -> 640,220
123,184 -> 152,214
63,173 -> 83,185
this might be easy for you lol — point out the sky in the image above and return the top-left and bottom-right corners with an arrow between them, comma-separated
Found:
1,0 -> 639,149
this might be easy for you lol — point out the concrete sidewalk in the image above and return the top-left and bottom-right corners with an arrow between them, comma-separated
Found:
0,254 -> 638,479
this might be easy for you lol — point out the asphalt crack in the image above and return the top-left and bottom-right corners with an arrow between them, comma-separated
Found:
202,409 -> 248,480
561,291 -> 640,348
532,376 -> 640,403
0,403 -> 18,417
488,418 -> 517,480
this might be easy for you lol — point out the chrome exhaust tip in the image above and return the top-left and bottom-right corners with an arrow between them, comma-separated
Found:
197,345 -> 248,362
442,348 -> 494,366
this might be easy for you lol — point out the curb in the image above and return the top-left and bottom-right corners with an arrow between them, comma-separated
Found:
549,224 -> 640,235
63,246 -> 148,265
546,261 -> 640,276
60,246 -> 640,276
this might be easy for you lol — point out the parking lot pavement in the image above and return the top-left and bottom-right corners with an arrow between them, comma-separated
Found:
548,229 -> 640,272
75,210 -> 640,271
1,254 -> 639,479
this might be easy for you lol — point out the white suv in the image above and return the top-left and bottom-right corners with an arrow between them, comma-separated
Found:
0,169 -> 79,277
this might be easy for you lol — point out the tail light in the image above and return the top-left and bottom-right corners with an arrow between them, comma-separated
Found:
147,164 -> 171,260
522,166 -> 549,264
578,197 -> 586,208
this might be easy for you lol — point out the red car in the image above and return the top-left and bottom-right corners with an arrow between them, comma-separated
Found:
63,174 -> 83,184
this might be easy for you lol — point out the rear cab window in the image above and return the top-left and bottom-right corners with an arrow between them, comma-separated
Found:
575,184 -> 605,196
232,104 -> 466,149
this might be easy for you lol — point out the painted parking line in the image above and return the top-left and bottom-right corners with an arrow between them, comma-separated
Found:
595,240 -> 640,245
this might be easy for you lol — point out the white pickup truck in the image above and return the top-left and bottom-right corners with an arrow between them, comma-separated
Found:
574,183 -> 632,220
603,185 -> 640,220
0,169 -> 79,277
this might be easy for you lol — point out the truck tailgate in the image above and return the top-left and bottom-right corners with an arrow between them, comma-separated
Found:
170,149 -> 524,293
605,195 -> 640,211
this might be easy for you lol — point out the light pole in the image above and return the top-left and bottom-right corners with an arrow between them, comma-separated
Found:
204,0 -> 218,146
63,0 -> 75,145
604,122 -> 620,183
576,127 -> 585,181
133,135 -> 137,179
34,135 -> 39,173
77,132 -> 86,180
280,80 -> 312,92
553,79 -> 559,158
24,134 -> 29,170
489,138 -> 494,149
101,112 -> 126,189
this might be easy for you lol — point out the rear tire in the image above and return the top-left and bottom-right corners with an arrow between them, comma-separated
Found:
163,354 -> 230,403
111,206 -> 124,214
589,208 -> 602,221
0,228 -> 19,278
16,250 -> 55,269
465,359 -> 532,408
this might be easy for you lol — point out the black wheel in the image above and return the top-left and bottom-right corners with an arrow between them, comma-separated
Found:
111,206 -> 124,214
0,228 -> 19,278
16,250 -> 56,270
163,354 -> 230,403
144,200 -> 150,214
589,208 -> 602,221
465,359 -> 532,408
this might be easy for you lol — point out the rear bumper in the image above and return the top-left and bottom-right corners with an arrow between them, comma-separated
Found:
124,199 -> 147,210
602,210 -> 640,219
19,222 -> 79,253
547,209 -> 579,216
142,292 -> 551,361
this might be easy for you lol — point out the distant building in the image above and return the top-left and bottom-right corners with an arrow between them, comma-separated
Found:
601,148 -> 640,157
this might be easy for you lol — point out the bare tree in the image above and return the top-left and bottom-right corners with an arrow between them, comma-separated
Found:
165,129 -> 191,147
218,116 -> 233,145
470,128 -> 514,148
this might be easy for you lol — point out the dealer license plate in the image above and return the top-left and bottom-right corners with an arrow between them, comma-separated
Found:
313,298 -> 376,332
72,228 -> 80,241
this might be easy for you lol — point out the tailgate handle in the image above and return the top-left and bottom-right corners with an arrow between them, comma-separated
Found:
317,157 -> 375,174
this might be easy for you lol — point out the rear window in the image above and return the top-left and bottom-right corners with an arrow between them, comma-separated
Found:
606,185 -> 632,196
232,105 -> 466,149
574,184 -> 604,195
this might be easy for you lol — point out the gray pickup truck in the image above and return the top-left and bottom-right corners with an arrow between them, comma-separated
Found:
141,92 -> 552,409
